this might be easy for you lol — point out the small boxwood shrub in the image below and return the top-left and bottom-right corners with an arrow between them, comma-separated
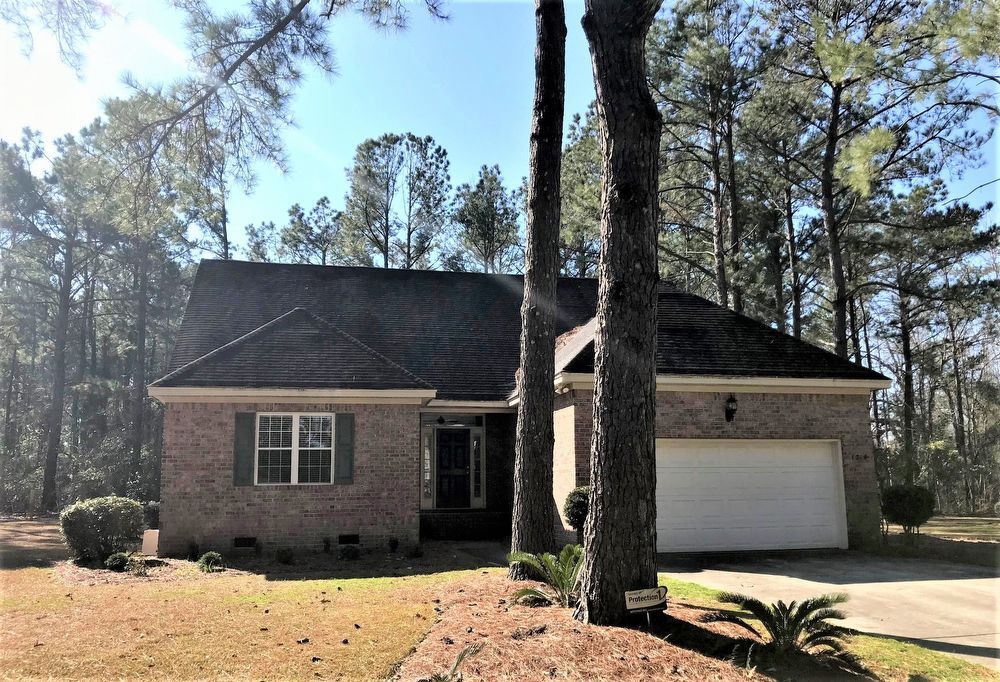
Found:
564,486 -> 589,542
338,544 -> 360,561
104,552 -> 129,572
197,551 -> 225,573
882,484 -> 935,536
60,496 -> 144,562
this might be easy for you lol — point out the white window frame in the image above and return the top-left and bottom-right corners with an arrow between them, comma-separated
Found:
254,412 -> 335,486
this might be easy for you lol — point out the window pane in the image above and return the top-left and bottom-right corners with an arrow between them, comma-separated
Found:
257,415 -> 293,484
258,449 -> 291,483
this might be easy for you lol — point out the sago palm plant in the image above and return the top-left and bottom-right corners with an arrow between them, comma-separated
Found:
506,543 -> 583,608
701,592 -> 874,676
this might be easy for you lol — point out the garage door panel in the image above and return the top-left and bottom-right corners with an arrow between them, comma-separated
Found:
655,439 -> 847,552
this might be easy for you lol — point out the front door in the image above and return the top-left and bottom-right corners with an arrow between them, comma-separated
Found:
436,428 -> 471,508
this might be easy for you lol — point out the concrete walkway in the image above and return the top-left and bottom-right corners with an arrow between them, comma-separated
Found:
660,551 -> 1000,669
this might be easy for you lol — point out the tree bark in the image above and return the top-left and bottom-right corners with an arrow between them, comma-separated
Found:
946,314 -> 973,511
708,91 -> 728,308
820,84 -> 849,357
784,181 -> 802,338
41,239 -> 74,511
126,241 -> 150,496
577,0 -> 662,626
509,0 -> 566,579
724,105 -> 743,314
898,287 -> 916,485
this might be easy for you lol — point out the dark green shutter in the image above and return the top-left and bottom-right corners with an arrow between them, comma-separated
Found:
233,412 -> 256,486
334,413 -> 355,484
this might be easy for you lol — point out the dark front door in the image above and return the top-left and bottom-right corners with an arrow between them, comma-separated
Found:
436,428 -> 471,508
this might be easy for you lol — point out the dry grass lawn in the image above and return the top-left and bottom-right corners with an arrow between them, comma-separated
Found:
3,521 -> 997,681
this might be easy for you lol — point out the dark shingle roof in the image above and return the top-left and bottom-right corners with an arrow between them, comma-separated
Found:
152,307 -> 432,390
155,260 -> 886,398
563,289 -> 888,382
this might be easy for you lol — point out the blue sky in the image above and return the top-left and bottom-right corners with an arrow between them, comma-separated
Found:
1,0 -> 996,253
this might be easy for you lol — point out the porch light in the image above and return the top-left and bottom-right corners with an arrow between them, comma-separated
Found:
725,395 -> 738,422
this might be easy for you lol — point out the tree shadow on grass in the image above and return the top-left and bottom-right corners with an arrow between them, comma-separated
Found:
0,518 -> 69,569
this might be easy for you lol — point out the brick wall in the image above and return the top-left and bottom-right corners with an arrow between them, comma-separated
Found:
552,389 -> 881,549
158,401 -> 421,557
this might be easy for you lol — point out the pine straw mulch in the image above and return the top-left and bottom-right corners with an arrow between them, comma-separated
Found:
53,557 -> 244,585
393,572 -> 765,682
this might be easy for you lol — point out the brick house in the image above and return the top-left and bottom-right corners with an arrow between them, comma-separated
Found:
149,260 -> 889,556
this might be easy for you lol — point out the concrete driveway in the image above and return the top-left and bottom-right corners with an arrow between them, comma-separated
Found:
659,552 -> 999,669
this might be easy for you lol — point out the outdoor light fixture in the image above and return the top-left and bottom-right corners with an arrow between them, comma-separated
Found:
437,416 -> 446,425
725,394 -> 738,422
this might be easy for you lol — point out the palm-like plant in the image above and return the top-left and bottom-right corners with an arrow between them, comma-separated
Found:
701,592 -> 874,676
506,544 -> 583,608
424,643 -> 483,682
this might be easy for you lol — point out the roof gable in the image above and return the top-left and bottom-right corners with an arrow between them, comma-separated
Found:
153,307 -> 433,390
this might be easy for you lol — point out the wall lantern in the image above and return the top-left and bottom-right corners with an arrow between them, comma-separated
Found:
725,394 -> 738,422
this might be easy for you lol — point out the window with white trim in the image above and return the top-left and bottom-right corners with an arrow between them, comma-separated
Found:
256,413 -> 333,485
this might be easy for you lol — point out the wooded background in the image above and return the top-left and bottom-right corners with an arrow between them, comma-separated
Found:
1,0 -> 997,516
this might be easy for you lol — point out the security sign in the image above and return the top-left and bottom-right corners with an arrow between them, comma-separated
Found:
624,586 -> 668,613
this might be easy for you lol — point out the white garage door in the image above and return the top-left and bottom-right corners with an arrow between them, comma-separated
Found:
655,439 -> 848,552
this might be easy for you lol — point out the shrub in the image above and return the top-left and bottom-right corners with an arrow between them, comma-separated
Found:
507,544 -> 583,608
142,501 -> 160,529
197,551 -> 225,573
275,548 -> 295,565
126,555 -> 149,577
701,592 -> 872,676
563,487 -> 589,542
338,544 -> 360,561
104,552 -> 129,572
388,536 -> 399,553
59,496 -> 145,562
882,484 -> 935,536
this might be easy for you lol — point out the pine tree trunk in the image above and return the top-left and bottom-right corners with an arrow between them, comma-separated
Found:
947,315 -> 974,511
898,289 -> 916,485
784,182 -> 802,339
509,0 -> 566,579
820,85 -> 848,358
127,243 -> 150,496
577,0 -> 662,626
41,240 -> 74,511
724,107 -> 743,314
708,93 -> 728,309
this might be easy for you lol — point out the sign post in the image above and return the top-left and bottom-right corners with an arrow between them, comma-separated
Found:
624,586 -> 668,628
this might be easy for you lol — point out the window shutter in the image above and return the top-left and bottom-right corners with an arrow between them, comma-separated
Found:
334,413 -> 355,484
233,412 -> 256,486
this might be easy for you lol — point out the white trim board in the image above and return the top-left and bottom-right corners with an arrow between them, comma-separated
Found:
554,372 -> 890,395
148,386 -> 436,404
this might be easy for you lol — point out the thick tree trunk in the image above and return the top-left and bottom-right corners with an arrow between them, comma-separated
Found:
41,240 -> 74,511
577,0 -> 662,626
509,0 -> 566,579
2,346 -> 17,457
820,85 -> 848,357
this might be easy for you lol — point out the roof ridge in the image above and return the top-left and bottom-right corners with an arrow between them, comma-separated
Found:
296,309 -> 436,390
150,308 -> 307,387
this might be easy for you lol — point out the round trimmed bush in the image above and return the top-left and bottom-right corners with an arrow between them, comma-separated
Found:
563,486 -> 589,532
60,496 -> 145,562
881,484 -> 935,535
197,551 -> 224,573
104,552 -> 129,572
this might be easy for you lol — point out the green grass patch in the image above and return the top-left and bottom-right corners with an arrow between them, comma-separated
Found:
658,574 -> 725,604
852,633 -> 1000,682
